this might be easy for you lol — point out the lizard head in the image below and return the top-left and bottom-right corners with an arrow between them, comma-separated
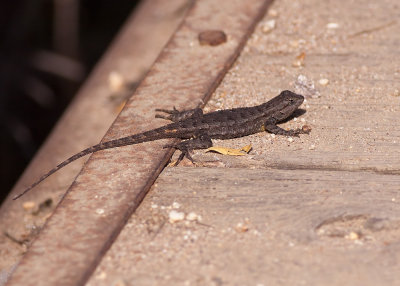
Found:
271,90 -> 304,122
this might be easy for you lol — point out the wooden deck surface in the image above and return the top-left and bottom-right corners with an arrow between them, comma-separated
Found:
2,0 -> 400,285
88,167 -> 400,285
87,0 -> 400,285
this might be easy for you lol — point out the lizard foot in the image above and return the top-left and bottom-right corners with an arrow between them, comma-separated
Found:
163,144 -> 195,166
155,107 -> 203,122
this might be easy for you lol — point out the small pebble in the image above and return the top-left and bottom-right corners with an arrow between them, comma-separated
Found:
268,9 -> 278,17
235,222 -> 249,233
186,212 -> 199,221
108,71 -> 125,92
169,210 -> 185,223
198,30 -> 227,46
172,202 -> 181,209
97,271 -> 107,280
319,78 -> 329,86
292,52 -> 306,67
326,22 -> 339,29
261,19 -> 276,33
346,231 -> 359,240
23,201 -> 36,211
302,125 -> 312,133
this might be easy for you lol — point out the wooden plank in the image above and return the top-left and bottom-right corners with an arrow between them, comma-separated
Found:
87,167 -> 400,285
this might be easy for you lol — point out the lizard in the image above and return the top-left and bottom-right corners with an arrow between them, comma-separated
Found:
13,90 -> 309,200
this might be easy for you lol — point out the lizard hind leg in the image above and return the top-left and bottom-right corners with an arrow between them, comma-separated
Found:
155,107 -> 203,122
164,134 -> 212,165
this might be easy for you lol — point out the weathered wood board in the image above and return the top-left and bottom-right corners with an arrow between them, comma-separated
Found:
88,167 -> 400,286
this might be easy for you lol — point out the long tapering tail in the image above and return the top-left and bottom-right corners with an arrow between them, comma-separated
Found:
13,127 -> 176,200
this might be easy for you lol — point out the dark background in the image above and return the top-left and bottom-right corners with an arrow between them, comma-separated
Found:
0,0 -> 140,202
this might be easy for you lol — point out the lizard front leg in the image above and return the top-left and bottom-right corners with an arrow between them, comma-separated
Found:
264,118 -> 309,137
155,107 -> 203,122
164,133 -> 212,165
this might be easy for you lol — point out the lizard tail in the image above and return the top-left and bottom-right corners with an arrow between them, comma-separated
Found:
13,128 -> 174,200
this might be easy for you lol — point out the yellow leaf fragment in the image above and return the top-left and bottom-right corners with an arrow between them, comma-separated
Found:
240,144 -> 252,153
206,144 -> 252,156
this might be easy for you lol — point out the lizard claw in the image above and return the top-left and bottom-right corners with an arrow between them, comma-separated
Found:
173,152 -> 186,166
171,149 -> 194,166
